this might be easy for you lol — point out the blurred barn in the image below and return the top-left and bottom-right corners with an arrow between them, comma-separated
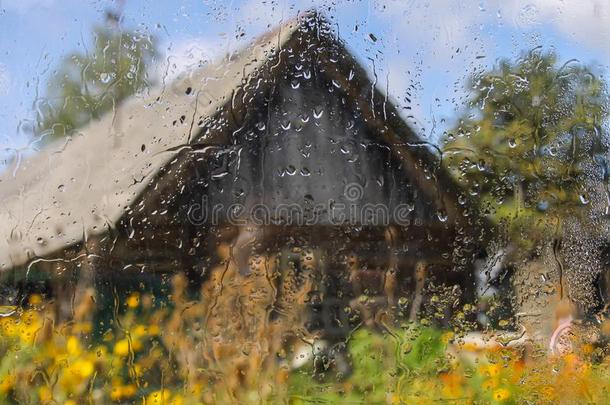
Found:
0,13 -> 491,363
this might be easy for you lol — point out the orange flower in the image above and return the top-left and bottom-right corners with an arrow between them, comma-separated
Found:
440,372 -> 463,398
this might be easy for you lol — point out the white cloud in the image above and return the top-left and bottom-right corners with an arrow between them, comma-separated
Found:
150,0 -> 610,140
371,0 -> 610,139
498,0 -> 610,55
377,0 -> 610,60
238,0 -> 328,31
154,37 -> 225,83
156,0 -> 332,83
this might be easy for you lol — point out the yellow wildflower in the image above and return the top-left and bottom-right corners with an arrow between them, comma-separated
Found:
484,363 -> 502,377
388,393 -> 402,405
147,389 -> 171,404
133,324 -> 147,338
441,331 -> 454,344
70,358 -> 95,379
111,383 -> 138,401
111,386 -> 122,401
28,294 -> 43,306
492,388 -> 510,402
0,373 -> 15,394
114,338 -> 131,357
38,386 -> 53,402
122,384 -> 137,398
482,378 -> 498,390
126,293 -> 140,309
95,345 -> 108,358
149,324 -> 160,336
66,336 -> 82,356
189,382 -> 203,396
541,385 -> 556,401
170,394 -> 184,405
18,310 -> 42,344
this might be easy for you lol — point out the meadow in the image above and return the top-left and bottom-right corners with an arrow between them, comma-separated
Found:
0,275 -> 609,405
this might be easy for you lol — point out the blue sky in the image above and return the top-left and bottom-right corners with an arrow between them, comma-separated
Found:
0,0 -> 609,164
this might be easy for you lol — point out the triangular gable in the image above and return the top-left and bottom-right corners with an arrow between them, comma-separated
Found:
0,13 -> 484,271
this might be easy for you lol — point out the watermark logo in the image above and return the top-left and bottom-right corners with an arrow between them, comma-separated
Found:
187,182 -> 420,227
344,182 -> 364,201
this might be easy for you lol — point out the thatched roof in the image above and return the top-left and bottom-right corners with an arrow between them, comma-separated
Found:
0,13 -> 483,271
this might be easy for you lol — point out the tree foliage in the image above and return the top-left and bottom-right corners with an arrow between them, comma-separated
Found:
35,14 -> 157,141
442,50 -> 609,245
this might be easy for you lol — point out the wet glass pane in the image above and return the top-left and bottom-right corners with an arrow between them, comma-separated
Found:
1,1 -> 610,403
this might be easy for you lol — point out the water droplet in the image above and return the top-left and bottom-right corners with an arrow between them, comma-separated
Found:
537,200 -> 549,212
211,171 -> 229,179
531,95 -> 541,107
437,210 -> 448,222
517,4 -> 539,26
579,194 -> 590,205
100,72 -> 111,84
0,306 -> 17,317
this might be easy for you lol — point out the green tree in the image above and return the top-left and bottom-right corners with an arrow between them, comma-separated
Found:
442,50 -> 609,248
35,12 -> 157,141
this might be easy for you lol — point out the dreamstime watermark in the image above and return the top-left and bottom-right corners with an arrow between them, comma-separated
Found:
187,183 -> 420,226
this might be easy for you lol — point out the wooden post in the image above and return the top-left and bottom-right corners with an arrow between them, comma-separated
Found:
71,238 -> 101,324
409,260 -> 427,322
383,225 -> 399,309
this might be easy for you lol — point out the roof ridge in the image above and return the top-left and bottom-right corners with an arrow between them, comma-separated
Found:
0,17 -> 315,270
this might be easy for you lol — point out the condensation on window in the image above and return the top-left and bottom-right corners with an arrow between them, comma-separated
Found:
0,1 -> 609,403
